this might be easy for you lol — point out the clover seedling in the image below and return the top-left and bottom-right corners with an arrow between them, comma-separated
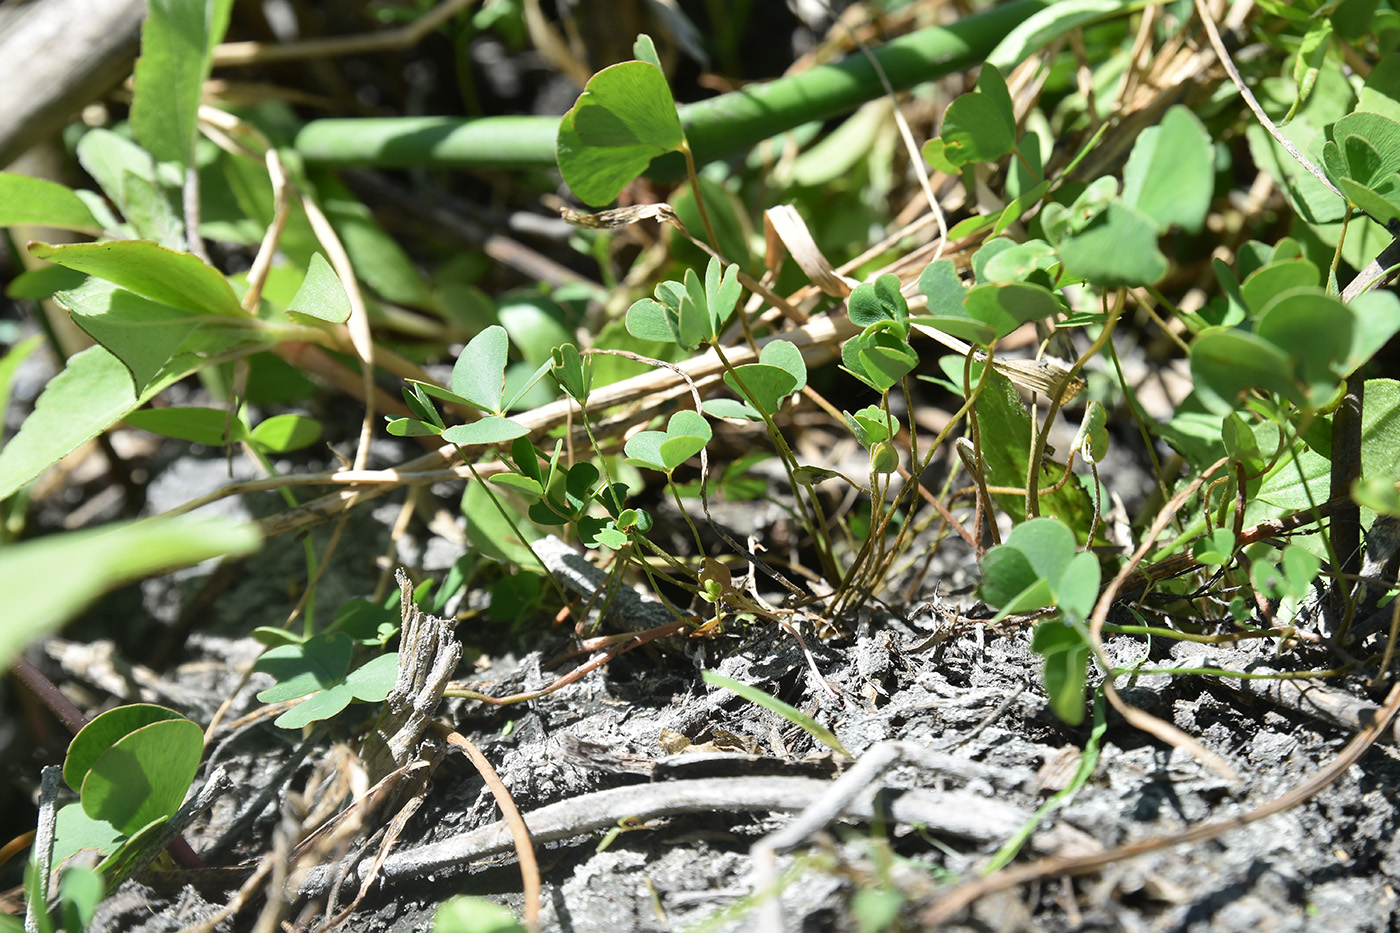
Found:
254,632 -> 400,729
625,256 -> 741,351
981,518 -> 1102,725
45,703 -> 204,896
711,340 -> 807,419
623,409 -> 712,475
391,325 -> 543,444
842,274 -> 919,392
1322,111 -> 1400,224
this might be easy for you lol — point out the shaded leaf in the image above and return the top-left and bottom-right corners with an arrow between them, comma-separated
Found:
557,61 -> 684,206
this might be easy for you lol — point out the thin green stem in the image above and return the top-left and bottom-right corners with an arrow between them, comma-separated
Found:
459,453 -> 571,611
668,477 -> 708,558
680,141 -> 720,253
709,342 -> 841,585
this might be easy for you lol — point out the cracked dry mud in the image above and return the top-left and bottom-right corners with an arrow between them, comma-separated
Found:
24,496 -> 1400,933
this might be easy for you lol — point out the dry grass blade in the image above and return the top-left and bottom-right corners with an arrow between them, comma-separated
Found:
433,724 -> 542,933
764,205 -> 858,297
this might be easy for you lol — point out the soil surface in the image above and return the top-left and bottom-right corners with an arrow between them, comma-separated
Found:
13,474 -> 1400,933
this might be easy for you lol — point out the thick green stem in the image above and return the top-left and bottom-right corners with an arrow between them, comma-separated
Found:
293,1 -> 1053,171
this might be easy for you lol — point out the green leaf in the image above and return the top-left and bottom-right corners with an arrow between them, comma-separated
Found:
952,363 -> 1096,533
115,168 -> 184,247
1190,328 -> 1304,413
1239,258 -> 1320,315
80,717 -> 203,835
441,416 -> 529,446
981,544 -> 1054,615
1337,176 -> 1400,225
1255,289 -> 1354,403
0,517 -> 260,670
0,335 -> 43,443
287,253 -> 352,323
624,297 -> 675,343
980,240 -> 1058,283
1359,53 -> 1400,124
1331,0 -> 1379,41
917,259 -> 967,314
255,632 -> 353,703
1328,112 -> 1400,184
557,61 -> 684,206
1055,201 -> 1169,286
75,128 -> 167,218
624,409 -> 711,473
53,278 -> 207,393
976,65 -> 1016,141
1030,621 -> 1090,725
51,803 -> 125,868
1071,400 -> 1109,464
386,417 -> 443,437
273,682 -> 355,729
676,266 -> 712,350
1120,105 -> 1213,234
921,137 -> 958,175
1193,527 -> 1237,566
961,282 -> 1057,339
857,339 -> 919,392
129,0 -> 234,166
702,671 -> 850,757
842,327 -> 917,392
6,265 -> 88,301
312,169 -> 434,308
64,705 -> 182,794
843,405 -> 893,450
758,339 -> 807,390
0,348 -> 146,498
1005,517 -> 1077,588
723,363 -> 798,417
912,257 -> 1002,344
249,414 -> 323,453
1256,380 -> 1400,514
938,92 -> 1015,167
0,174 -> 101,232
434,896 -> 528,933
1344,290 -> 1400,375
1354,475 -> 1400,516
703,397 -> 761,421
632,33 -> 663,72
462,478 -> 542,568
123,407 -> 246,446
550,344 -> 593,403
1286,21 -> 1332,122
1056,551 -> 1101,620
29,240 -> 243,317
57,865 -> 105,932
723,341 -> 805,417
453,325 -> 511,413
344,652 -> 400,702
702,257 -> 743,334
847,274 -> 908,328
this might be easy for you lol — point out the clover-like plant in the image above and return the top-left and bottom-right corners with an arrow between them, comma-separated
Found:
36,703 -> 205,922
